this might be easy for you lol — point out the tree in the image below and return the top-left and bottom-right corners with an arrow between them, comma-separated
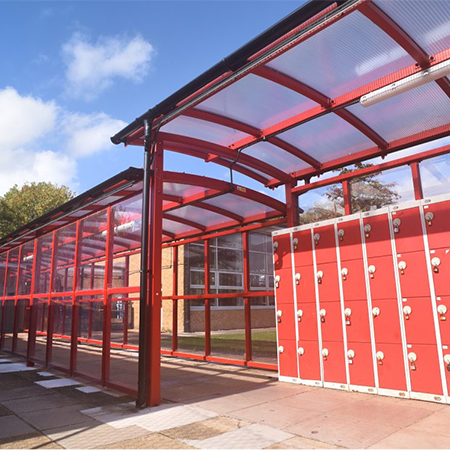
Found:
300,163 -> 400,224
0,182 -> 75,238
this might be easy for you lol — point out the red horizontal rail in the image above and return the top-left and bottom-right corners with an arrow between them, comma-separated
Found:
162,291 -> 274,301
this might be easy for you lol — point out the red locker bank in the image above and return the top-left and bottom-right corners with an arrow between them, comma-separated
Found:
273,194 -> 450,404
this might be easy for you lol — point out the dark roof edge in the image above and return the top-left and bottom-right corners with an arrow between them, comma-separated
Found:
0,167 -> 143,250
110,0 -> 342,146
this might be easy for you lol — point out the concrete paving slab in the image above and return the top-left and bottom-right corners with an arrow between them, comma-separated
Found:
0,359 -> 11,363
189,392 -> 269,414
35,378 -> 81,389
0,432 -> 63,449
38,372 -> 56,377
76,386 -> 102,394
265,435 -> 342,449
21,404 -> 97,431
0,405 -> 12,417
404,408 -> 450,438
96,432 -> 196,449
0,385 -> 51,402
2,392 -> 86,414
0,415 -> 36,441
185,423 -> 293,449
0,363 -> 36,373
368,428 -> 450,449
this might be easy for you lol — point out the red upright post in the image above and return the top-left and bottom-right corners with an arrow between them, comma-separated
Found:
26,239 -> 39,364
123,255 -> 130,345
242,232 -> 252,362
46,231 -> 57,365
411,162 -> 424,200
12,246 -> 23,354
172,246 -> 178,353
88,263 -> 95,339
204,240 -> 211,357
285,183 -> 300,228
0,251 -> 9,349
70,221 -> 82,375
342,180 -> 352,215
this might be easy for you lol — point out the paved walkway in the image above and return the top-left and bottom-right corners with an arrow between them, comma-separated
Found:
1,352 -> 450,449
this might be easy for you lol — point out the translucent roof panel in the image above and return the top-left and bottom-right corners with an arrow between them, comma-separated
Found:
266,10 -> 415,99
203,194 -> 274,217
277,113 -> 374,163
162,218 -> 196,235
167,205 -> 232,228
347,81 -> 450,143
242,141 -> 310,173
163,182 -> 208,199
375,0 -> 450,56
161,115 -> 248,147
196,73 -> 317,129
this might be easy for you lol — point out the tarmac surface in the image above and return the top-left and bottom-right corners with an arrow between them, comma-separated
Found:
1,351 -> 450,449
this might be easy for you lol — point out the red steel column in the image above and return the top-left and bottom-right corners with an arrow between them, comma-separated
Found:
172,246 -> 178,353
342,180 -> 352,215
26,239 -> 39,364
46,231 -> 57,365
285,183 -> 300,228
70,221 -> 82,375
12,246 -> 23,354
411,162 -> 424,200
102,205 -> 114,384
147,140 -> 164,407
243,232 -> 252,362
123,255 -> 130,345
88,263 -> 95,339
204,240 -> 211,357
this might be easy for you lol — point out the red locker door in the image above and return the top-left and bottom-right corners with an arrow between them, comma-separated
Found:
435,297 -> 450,345
297,302 -> 319,342
396,251 -> 432,298
274,268 -> 294,305
319,301 -> 343,343
278,340 -> 298,379
371,298 -> 403,344
376,343 -> 407,391
363,214 -> 392,258
297,341 -> 321,382
343,300 -> 372,344
294,265 -> 316,304
340,258 -> 367,301
407,344 -> 443,395
430,248 -> 450,297
337,219 -> 363,261
316,261 -> 340,301
314,225 -> 337,264
273,234 -> 292,271
276,304 -> 296,341
292,230 -> 313,267
347,342 -> 375,388
423,201 -> 450,251
367,255 -> 398,300
322,341 -> 347,384
401,298 -> 438,345
391,207 -> 424,254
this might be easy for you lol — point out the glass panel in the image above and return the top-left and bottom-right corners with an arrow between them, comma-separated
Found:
203,194 -> 275,217
18,243 -> 34,296
6,248 -> 20,297
112,193 -> 142,254
267,10 -> 414,98
3,300 -> 15,352
33,298 -> 49,363
169,205 -> 229,228
350,165 -> 414,213
178,300 -> 205,356
251,297 -> 277,365
35,234 -> 54,295
421,154 -> 450,198
50,296 -> 72,370
197,74 -> 317,129
278,113 -> 373,164
15,298 -> 30,356
211,307 -> 245,360
0,253 -> 7,297
375,0 -> 450,56
299,185 -> 344,224
53,223 -> 77,293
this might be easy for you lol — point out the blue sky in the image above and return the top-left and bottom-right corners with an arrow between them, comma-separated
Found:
0,1 -> 302,196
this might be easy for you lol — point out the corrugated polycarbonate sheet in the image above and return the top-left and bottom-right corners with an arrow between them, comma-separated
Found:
347,81 -> 450,143
277,113 -> 373,163
161,115 -> 248,147
196,74 -> 317,129
375,0 -> 450,57
162,218 -> 196,235
163,182 -> 207,199
266,10 -> 414,99
166,205 -> 230,228
242,141 -> 309,173
203,194 -> 274,217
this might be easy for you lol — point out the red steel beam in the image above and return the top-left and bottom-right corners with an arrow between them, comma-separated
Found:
204,240 -> 211,357
410,162 -> 423,200
172,246 -> 178,353
242,232 -> 252,362
342,180 -> 352,215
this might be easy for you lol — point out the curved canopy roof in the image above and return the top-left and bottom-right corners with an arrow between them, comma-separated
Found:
113,0 -> 450,188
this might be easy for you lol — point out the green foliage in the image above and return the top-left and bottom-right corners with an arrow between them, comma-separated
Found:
0,182 -> 75,238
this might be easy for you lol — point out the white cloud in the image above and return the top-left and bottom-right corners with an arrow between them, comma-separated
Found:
63,33 -> 155,100
0,87 -> 124,195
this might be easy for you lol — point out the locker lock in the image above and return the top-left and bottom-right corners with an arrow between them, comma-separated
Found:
372,307 -> 380,317
293,237 -> 299,250
444,354 -> 450,371
432,257 -> 441,273
403,305 -> 412,320
273,241 -> 279,252
314,233 -> 321,245
437,304 -> 447,321
317,270 -> 324,284
275,275 -> 281,288
347,349 -> 355,360
341,267 -> 348,281
368,265 -> 376,279
376,351 -> 384,365
338,229 -> 345,241
297,309 -> 303,322
364,224 -> 372,238
425,211 -> 434,226
344,307 -> 352,325
295,273 -> 301,285
408,352 -> 417,371
319,308 -> 326,323
393,218 -> 402,233
398,261 -> 407,275
276,310 -> 283,323
297,347 -> 305,356
322,348 -> 329,361
278,346 -> 284,354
